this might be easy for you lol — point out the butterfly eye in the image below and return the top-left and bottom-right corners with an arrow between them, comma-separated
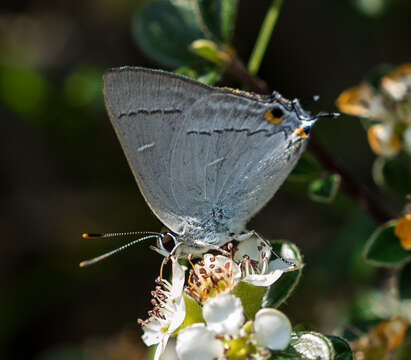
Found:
265,106 -> 285,124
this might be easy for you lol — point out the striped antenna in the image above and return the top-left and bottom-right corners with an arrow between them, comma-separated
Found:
79,234 -> 160,267
82,231 -> 161,239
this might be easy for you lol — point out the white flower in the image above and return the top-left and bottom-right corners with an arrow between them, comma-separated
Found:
254,308 -> 292,350
203,293 -> 244,335
140,258 -> 186,360
176,293 -> 243,360
235,236 -> 297,287
176,292 -> 292,359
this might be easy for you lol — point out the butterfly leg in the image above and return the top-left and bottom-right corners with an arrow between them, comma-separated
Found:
150,232 -> 185,258
234,231 -> 255,242
149,233 -> 173,257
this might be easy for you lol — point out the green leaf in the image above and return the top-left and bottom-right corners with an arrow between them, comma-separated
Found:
273,331 -> 335,360
363,220 -> 411,266
233,281 -> 266,320
373,156 -> 411,197
398,261 -> 411,300
327,336 -> 353,360
190,39 -> 223,64
196,70 -> 220,85
290,331 -> 335,359
308,173 -> 341,204
195,0 -> 238,43
174,66 -> 220,85
132,0 -> 206,68
262,241 -> 303,308
178,292 -> 204,331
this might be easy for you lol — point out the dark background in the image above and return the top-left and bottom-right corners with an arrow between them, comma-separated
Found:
1,0 -> 410,359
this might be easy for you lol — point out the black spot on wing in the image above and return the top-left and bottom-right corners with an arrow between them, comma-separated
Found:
118,108 -> 182,118
186,128 -> 273,137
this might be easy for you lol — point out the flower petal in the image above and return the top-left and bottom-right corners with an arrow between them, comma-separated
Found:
254,308 -> 292,350
153,333 -> 170,360
168,295 -> 186,333
268,258 -> 297,272
367,123 -> 401,157
176,323 -> 224,360
162,338 -> 178,360
203,294 -> 244,335
142,317 -> 164,346
170,257 -> 186,299
243,270 -> 284,287
235,237 -> 260,261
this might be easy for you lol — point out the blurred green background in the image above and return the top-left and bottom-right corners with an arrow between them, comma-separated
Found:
1,0 -> 411,359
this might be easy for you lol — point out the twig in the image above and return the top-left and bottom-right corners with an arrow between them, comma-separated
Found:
308,137 -> 392,223
227,55 -> 269,94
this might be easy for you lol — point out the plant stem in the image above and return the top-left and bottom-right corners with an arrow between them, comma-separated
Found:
228,55 -> 270,94
247,0 -> 283,75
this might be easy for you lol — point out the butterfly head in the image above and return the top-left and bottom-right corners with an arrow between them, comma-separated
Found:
267,91 -> 339,147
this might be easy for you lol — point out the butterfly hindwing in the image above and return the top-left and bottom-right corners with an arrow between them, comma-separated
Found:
103,67 -> 306,236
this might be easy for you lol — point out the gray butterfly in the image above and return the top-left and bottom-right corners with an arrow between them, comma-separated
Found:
103,67 -> 319,256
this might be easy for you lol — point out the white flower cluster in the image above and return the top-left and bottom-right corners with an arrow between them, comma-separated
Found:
337,63 -> 411,157
139,236 -> 299,360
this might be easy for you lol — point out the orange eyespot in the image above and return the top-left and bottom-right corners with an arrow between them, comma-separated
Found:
265,107 -> 284,124
293,126 -> 308,138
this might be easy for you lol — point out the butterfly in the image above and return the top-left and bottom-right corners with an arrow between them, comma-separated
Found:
84,66 -> 330,261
